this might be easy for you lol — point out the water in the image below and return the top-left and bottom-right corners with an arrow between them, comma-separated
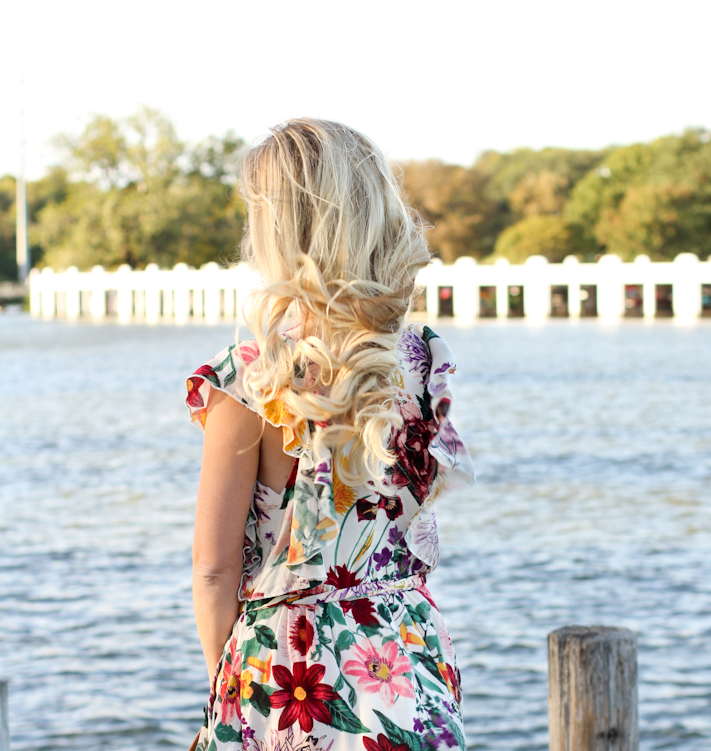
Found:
1,316 -> 709,750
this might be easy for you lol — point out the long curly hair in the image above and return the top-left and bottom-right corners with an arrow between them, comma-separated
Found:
239,118 -> 431,490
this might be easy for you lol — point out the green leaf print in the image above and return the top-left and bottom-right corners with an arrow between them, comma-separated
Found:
373,710 -> 424,751
248,683 -> 272,717
214,723 -> 242,743
416,602 -> 431,621
414,670 -> 443,695
254,625 -> 278,650
328,602 -> 346,625
206,739 -> 217,751
377,603 -> 391,623
358,623 -> 381,638
240,636 -> 262,661
272,545 -> 289,566
416,391 -> 434,422
332,673 -> 345,693
407,604 -> 426,624
411,651 -> 444,683
421,325 -> 440,344
246,607 -> 273,628
325,698 -> 370,734
348,685 -> 357,708
335,630 -> 356,652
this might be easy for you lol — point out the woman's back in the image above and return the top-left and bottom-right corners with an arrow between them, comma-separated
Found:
187,323 -> 473,750
188,118 -> 473,751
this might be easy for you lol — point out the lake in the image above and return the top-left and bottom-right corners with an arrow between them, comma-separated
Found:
0,315 -> 709,750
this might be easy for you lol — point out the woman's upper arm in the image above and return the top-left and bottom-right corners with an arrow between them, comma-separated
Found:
193,388 -> 262,575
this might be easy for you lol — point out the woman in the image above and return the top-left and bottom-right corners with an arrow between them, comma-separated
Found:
186,119 -> 474,751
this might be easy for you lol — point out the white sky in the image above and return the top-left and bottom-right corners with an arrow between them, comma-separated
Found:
3,0 -> 710,180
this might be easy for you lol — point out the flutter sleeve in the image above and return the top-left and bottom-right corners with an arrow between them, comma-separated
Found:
423,327 -> 476,485
185,340 -> 261,429
401,324 -> 475,570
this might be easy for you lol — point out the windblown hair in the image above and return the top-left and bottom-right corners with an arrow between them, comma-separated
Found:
240,118 -> 431,490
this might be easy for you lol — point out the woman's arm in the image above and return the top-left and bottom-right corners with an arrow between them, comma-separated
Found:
192,388 -> 262,679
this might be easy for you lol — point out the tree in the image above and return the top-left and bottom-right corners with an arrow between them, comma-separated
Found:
508,170 -> 570,218
491,215 -> 596,263
566,130 -> 711,259
399,160 -> 500,262
595,183 -> 710,260
0,176 -> 16,280
33,109 -> 246,270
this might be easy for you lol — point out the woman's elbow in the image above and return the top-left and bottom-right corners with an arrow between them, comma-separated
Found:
192,553 -> 242,589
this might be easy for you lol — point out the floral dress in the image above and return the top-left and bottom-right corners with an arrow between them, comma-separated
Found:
185,324 -> 475,751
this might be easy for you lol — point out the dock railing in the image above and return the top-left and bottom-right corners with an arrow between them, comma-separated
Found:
28,252 -> 711,322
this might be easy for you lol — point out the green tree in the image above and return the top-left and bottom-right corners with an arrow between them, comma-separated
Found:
476,147 -> 609,204
566,130 -> 711,259
0,176 -> 16,280
34,109 -> 246,270
596,183 -> 708,260
491,215 -> 596,263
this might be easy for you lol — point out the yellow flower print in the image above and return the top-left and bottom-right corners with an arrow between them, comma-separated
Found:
315,516 -> 338,541
263,396 -> 308,453
240,669 -> 254,700
333,462 -> 356,515
246,655 -> 272,684
399,622 -> 426,648
286,535 -> 305,565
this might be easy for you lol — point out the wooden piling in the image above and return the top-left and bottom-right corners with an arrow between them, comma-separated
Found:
548,626 -> 638,751
0,680 -> 9,751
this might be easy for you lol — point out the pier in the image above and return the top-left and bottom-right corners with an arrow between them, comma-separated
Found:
28,252 -> 711,323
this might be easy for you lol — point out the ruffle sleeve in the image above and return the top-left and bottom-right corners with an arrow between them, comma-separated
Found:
185,338 -> 340,594
403,324 -> 475,569
423,327 -> 475,484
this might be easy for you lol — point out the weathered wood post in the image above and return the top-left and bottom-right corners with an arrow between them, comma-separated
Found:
0,679 -> 9,751
548,626 -> 638,751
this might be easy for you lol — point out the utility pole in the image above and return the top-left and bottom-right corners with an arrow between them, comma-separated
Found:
16,69 -> 30,284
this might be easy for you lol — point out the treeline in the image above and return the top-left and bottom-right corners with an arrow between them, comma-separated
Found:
0,107 -> 245,279
1,109 -> 710,280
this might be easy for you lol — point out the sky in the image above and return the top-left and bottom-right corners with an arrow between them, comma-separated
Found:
3,0 -> 710,180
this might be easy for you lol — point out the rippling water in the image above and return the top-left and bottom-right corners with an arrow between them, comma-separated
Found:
1,316 -> 709,750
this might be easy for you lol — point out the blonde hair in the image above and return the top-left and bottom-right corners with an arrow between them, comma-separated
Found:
240,118 -> 431,490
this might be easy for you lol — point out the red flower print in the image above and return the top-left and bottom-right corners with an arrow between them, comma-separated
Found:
438,661 -> 462,704
289,614 -> 315,657
389,418 -> 437,502
325,564 -> 360,589
325,566 -> 379,627
363,734 -> 410,751
186,365 -> 219,408
356,493 -> 403,522
269,662 -> 337,732
218,645 -> 242,725
349,598 -> 379,628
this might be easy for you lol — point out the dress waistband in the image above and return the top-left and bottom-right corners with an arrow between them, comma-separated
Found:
242,573 -> 427,614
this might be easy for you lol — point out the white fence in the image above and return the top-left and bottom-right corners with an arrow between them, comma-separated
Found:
29,253 -> 711,323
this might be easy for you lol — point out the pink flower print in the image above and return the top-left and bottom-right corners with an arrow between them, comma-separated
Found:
342,639 -> 414,708
238,340 -> 260,365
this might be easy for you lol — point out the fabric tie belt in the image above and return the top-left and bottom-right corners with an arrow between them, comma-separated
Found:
241,573 -> 427,614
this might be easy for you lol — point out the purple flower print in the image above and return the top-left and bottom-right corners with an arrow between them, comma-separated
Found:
372,547 -> 392,571
388,527 -> 404,546
439,727 -> 457,747
433,361 -> 453,375
399,328 -> 431,379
